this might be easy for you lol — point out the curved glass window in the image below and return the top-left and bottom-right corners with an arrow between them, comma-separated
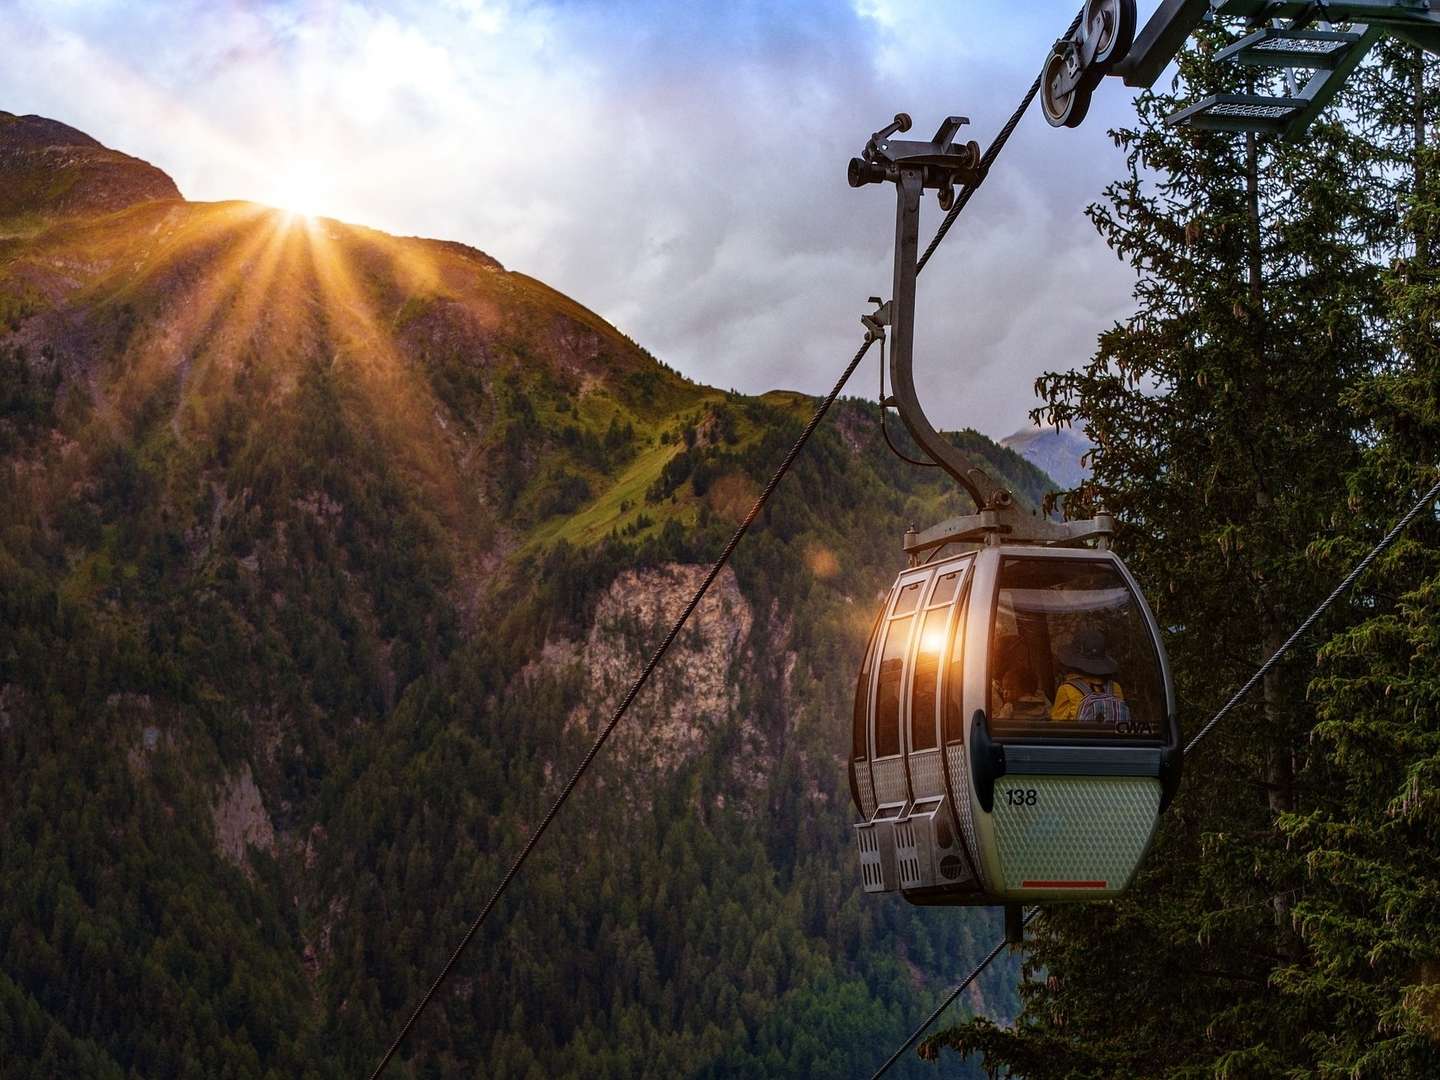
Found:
909,607 -> 948,751
893,581 -> 923,616
943,580 -> 972,745
853,612 -> 882,762
875,615 -> 912,758
988,556 -> 1166,742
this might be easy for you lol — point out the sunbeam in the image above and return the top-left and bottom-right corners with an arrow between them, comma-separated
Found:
265,162 -> 335,221
299,215 -> 470,524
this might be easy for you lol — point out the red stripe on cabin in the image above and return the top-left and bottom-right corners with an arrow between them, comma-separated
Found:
1021,880 -> 1108,889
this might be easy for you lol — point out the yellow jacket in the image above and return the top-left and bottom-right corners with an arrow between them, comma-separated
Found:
1050,674 -> 1125,721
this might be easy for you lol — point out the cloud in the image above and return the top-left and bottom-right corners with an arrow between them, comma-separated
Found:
2,0 -> 1145,437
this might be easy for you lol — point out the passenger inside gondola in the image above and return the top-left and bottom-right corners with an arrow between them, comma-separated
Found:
988,555 -> 1164,741
996,662 -> 1051,721
1050,628 -> 1128,726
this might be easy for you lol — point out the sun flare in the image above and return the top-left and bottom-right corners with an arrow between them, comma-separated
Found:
267,162 -> 332,219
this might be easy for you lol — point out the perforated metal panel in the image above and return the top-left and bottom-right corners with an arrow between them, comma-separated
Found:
1206,99 -> 1295,120
1251,37 -> 1348,58
991,775 -> 1160,895
873,757 -> 908,806
855,804 -> 906,894
909,750 -> 944,800
896,797 -> 978,891
855,821 -> 895,892
856,766 -> 876,819
894,815 -> 924,889
946,742 -> 988,891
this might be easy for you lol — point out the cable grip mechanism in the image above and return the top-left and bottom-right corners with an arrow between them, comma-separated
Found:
848,113 -> 983,211
860,295 -> 890,344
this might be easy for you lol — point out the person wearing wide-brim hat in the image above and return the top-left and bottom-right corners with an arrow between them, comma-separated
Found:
1050,627 -> 1125,722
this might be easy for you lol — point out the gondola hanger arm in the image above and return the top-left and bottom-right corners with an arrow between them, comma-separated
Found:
849,114 -> 1008,513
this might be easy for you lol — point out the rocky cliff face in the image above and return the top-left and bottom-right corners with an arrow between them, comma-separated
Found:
0,115 -> 1025,1079
580,563 -> 760,780
213,763 -> 277,871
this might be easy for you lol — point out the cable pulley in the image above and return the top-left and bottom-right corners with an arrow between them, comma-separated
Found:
1041,0 -> 1137,128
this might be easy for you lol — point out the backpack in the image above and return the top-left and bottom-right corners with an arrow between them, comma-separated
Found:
1067,676 -> 1130,728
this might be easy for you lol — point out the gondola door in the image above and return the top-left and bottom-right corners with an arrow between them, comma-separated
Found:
855,569 -> 927,892
894,558 -> 984,899
855,554 -> 987,899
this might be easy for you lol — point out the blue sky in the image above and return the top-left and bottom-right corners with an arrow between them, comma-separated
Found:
1,0 -> 1164,437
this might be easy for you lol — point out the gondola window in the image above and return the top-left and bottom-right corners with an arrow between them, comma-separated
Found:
988,557 -> 1166,742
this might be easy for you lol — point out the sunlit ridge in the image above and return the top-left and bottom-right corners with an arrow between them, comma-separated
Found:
266,161 -> 334,220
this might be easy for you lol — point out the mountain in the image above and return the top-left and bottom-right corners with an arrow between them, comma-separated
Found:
999,423 -> 1094,491
0,115 -> 1049,1079
0,111 -> 181,236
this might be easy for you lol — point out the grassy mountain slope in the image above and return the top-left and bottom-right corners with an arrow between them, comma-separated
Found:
0,114 -> 1054,1078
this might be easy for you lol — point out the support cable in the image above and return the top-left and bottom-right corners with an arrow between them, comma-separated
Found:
870,471 -> 1440,1079
370,338 -> 875,1078
1183,471 -> 1440,755
914,9 -> 1084,277
376,9 -> 1086,1075
866,914 -> 1033,1080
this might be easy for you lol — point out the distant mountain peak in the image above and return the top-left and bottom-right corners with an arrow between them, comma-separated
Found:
0,111 -> 104,150
0,110 -> 181,232
999,423 -> 1094,490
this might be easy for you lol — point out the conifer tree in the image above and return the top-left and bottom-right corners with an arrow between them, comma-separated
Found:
924,26 -> 1405,1077
1270,43 -> 1440,1078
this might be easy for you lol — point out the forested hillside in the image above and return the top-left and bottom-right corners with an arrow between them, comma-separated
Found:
925,34 -> 1440,1080
0,112 -> 1057,1078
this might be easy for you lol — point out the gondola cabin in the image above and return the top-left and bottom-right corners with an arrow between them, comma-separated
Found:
850,539 -> 1180,907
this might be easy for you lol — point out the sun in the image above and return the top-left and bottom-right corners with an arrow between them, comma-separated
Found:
267,162 -> 332,220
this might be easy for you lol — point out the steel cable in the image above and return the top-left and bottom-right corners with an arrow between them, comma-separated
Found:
870,471 -> 1440,1079
371,338 -> 876,1076
867,909 -> 1036,1080
1184,471 -> 1440,754
376,7 -> 1090,1075
914,9 -> 1084,276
